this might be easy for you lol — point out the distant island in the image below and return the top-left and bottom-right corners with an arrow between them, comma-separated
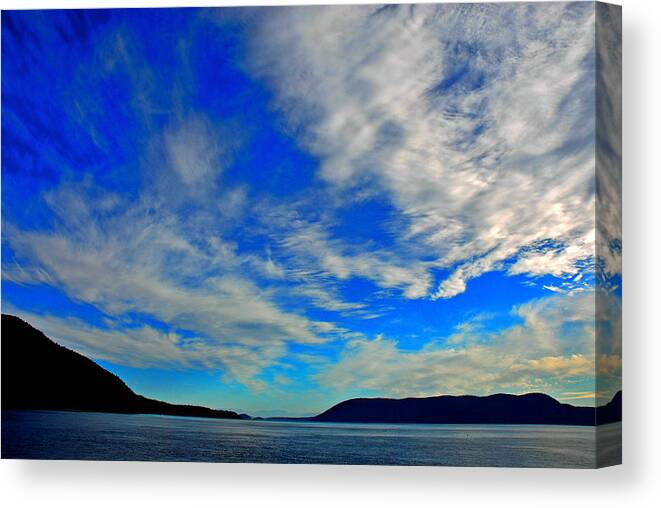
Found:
1,314 -> 243,420
312,391 -> 621,426
1,314 -> 621,426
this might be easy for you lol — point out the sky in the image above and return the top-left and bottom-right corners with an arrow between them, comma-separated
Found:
1,3 -> 621,417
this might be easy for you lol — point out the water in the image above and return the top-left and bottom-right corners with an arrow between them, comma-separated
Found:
1,410 -> 620,468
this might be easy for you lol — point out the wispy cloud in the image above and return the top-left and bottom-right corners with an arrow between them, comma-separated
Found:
3,154 -> 341,388
275,218 -> 432,299
316,291 -> 603,401
243,3 -> 599,298
164,115 -> 226,187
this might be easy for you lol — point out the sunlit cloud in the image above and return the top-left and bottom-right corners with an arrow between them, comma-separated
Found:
243,3 -> 598,299
316,292 -> 602,401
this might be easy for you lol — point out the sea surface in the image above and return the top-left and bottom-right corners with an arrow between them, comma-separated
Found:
1,410 -> 621,468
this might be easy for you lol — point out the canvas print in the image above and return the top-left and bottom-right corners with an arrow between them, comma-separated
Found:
1,2 -> 621,468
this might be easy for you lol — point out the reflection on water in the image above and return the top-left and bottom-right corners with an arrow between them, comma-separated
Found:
1,410 -> 621,468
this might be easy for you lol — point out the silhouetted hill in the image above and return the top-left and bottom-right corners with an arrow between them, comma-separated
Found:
1,314 -> 241,420
313,391 -> 622,426
597,390 -> 622,425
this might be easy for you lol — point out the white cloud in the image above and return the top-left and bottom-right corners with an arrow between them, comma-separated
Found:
292,284 -> 366,313
242,3 -> 600,298
277,220 -> 433,298
316,291 -> 611,401
164,115 -> 224,186
509,232 -> 596,279
3,157 -> 343,388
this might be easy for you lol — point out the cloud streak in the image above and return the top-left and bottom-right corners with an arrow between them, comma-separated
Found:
244,3 -> 599,298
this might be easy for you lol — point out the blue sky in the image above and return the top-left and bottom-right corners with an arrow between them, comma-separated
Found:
2,4 -> 621,416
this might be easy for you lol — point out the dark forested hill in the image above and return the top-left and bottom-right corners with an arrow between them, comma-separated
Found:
1,314 -> 242,420
313,391 -> 622,426
597,390 -> 622,425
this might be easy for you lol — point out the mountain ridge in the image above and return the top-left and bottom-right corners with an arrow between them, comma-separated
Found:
1,314 -> 242,420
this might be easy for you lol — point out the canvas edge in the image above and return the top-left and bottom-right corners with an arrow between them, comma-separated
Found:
595,0 -> 622,469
